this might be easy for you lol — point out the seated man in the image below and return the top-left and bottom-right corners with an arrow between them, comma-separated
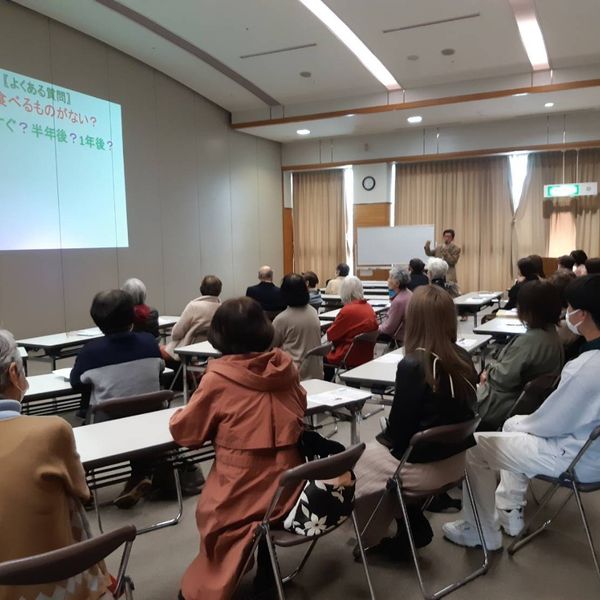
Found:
0,329 -> 111,600
325,262 -> 350,295
443,275 -> 600,550
71,289 -> 165,508
165,275 -> 222,358
246,265 -> 285,316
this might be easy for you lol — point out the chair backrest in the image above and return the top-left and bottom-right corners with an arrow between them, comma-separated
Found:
0,525 -> 136,586
408,418 -> 480,452
340,329 -> 379,368
279,443 -> 365,489
303,342 -> 333,359
505,373 -> 559,421
90,390 -> 173,421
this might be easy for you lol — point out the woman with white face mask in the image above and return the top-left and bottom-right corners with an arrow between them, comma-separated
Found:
0,329 -> 111,600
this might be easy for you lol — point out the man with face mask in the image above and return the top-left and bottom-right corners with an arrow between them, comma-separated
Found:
0,329 -> 111,600
443,275 -> 600,551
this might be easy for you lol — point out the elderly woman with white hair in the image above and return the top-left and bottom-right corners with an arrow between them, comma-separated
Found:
427,257 -> 459,298
324,276 -> 378,381
379,266 -> 413,345
0,329 -> 112,600
121,277 -> 160,339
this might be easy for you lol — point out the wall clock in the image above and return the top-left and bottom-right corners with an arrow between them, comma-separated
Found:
362,175 -> 376,191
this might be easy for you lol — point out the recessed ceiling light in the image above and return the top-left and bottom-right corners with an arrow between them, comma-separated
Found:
513,92 -> 529,97
296,129 -> 311,135
508,0 -> 550,71
407,54 -> 419,61
545,102 -> 555,108
441,48 -> 455,56
300,71 -> 312,78
407,115 -> 422,124
298,0 -> 402,91
346,113 -> 355,117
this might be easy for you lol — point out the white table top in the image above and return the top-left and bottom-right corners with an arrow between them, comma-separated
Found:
18,329 -> 103,350
25,373 -> 74,401
474,318 -> 527,337
362,281 -> 388,287
73,380 -> 369,467
320,304 -> 389,321
19,347 -> 28,358
174,340 -> 222,358
340,335 -> 492,387
158,316 -> 179,328
322,293 -> 388,303
319,320 -> 332,330
454,291 -> 503,307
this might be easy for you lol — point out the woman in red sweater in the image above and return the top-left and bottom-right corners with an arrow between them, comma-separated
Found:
325,276 -> 378,381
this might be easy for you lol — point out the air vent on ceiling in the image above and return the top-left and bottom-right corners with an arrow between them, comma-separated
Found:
240,43 -> 317,59
383,13 -> 480,34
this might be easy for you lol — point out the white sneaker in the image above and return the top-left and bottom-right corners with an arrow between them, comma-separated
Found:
442,519 -> 502,551
497,508 -> 524,537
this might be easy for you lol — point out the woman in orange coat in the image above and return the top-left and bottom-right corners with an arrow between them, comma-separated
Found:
170,297 -> 307,600
325,276 -> 378,380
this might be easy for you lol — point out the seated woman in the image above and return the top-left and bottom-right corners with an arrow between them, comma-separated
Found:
427,258 -> 459,297
324,276 -> 378,381
169,298 -> 307,600
585,257 -> 600,274
504,256 -> 539,310
121,277 -> 159,339
0,329 -> 111,600
571,249 -> 588,276
164,275 -> 222,359
273,273 -> 323,380
407,258 -> 429,291
303,270 -> 323,310
378,266 -> 412,345
352,285 -> 478,556
477,280 -> 564,431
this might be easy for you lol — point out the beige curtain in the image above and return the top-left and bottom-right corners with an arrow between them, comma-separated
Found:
572,150 -> 600,256
517,149 -> 600,261
292,170 -> 346,283
395,157 -> 513,292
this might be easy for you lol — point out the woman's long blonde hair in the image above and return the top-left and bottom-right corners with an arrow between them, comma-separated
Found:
404,285 -> 474,393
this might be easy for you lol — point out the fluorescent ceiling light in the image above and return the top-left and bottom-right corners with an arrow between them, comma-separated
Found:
545,102 -> 554,108
509,0 -> 550,71
407,115 -> 422,124
513,92 -> 528,97
296,128 -> 311,135
298,0 -> 402,91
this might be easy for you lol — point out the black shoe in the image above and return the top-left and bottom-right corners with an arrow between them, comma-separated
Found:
113,477 -> 152,509
353,536 -> 413,562
426,492 -> 462,513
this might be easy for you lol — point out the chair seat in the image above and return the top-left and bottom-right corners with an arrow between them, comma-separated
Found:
535,474 -> 600,493
400,478 -> 464,500
271,521 -> 346,547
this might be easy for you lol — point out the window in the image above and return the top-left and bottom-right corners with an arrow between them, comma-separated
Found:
509,153 -> 529,212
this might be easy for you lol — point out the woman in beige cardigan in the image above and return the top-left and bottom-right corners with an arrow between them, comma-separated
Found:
0,329 -> 110,600
165,275 -> 222,358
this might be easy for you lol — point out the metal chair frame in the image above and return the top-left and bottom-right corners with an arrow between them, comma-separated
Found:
0,525 -> 137,599
234,444 -> 376,600
88,391 -> 184,535
507,424 -> 600,583
362,419 -> 489,600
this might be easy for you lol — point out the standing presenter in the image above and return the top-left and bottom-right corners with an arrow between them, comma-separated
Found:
425,229 -> 462,285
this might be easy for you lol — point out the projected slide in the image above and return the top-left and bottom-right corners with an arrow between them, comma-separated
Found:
0,67 -> 128,250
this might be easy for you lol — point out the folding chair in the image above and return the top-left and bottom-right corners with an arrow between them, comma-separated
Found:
363,419 -> 489,600
88,391 -> 183,535
235,443 -> 376,600
508,424 -> 600,583
0,525 -> 137,599
503,373 -> 560,422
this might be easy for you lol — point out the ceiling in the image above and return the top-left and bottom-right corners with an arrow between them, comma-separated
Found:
13,0 -> 600,142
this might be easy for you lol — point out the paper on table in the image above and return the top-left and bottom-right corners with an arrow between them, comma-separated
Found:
457,338 -> 477,349
375,353 -> 404,364
52,368 -> 72,380
308,387 -> 366,407
76,327 -> 101,337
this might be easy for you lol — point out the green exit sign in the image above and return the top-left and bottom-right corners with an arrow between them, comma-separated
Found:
544,182 -> 598,197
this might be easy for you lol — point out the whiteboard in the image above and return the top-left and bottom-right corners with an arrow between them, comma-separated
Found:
357,225 -> 435,265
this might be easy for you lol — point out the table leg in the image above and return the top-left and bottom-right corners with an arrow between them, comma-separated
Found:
350,409 -> 360,444
474,312 -> 478,328
183,360 -> 189,404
